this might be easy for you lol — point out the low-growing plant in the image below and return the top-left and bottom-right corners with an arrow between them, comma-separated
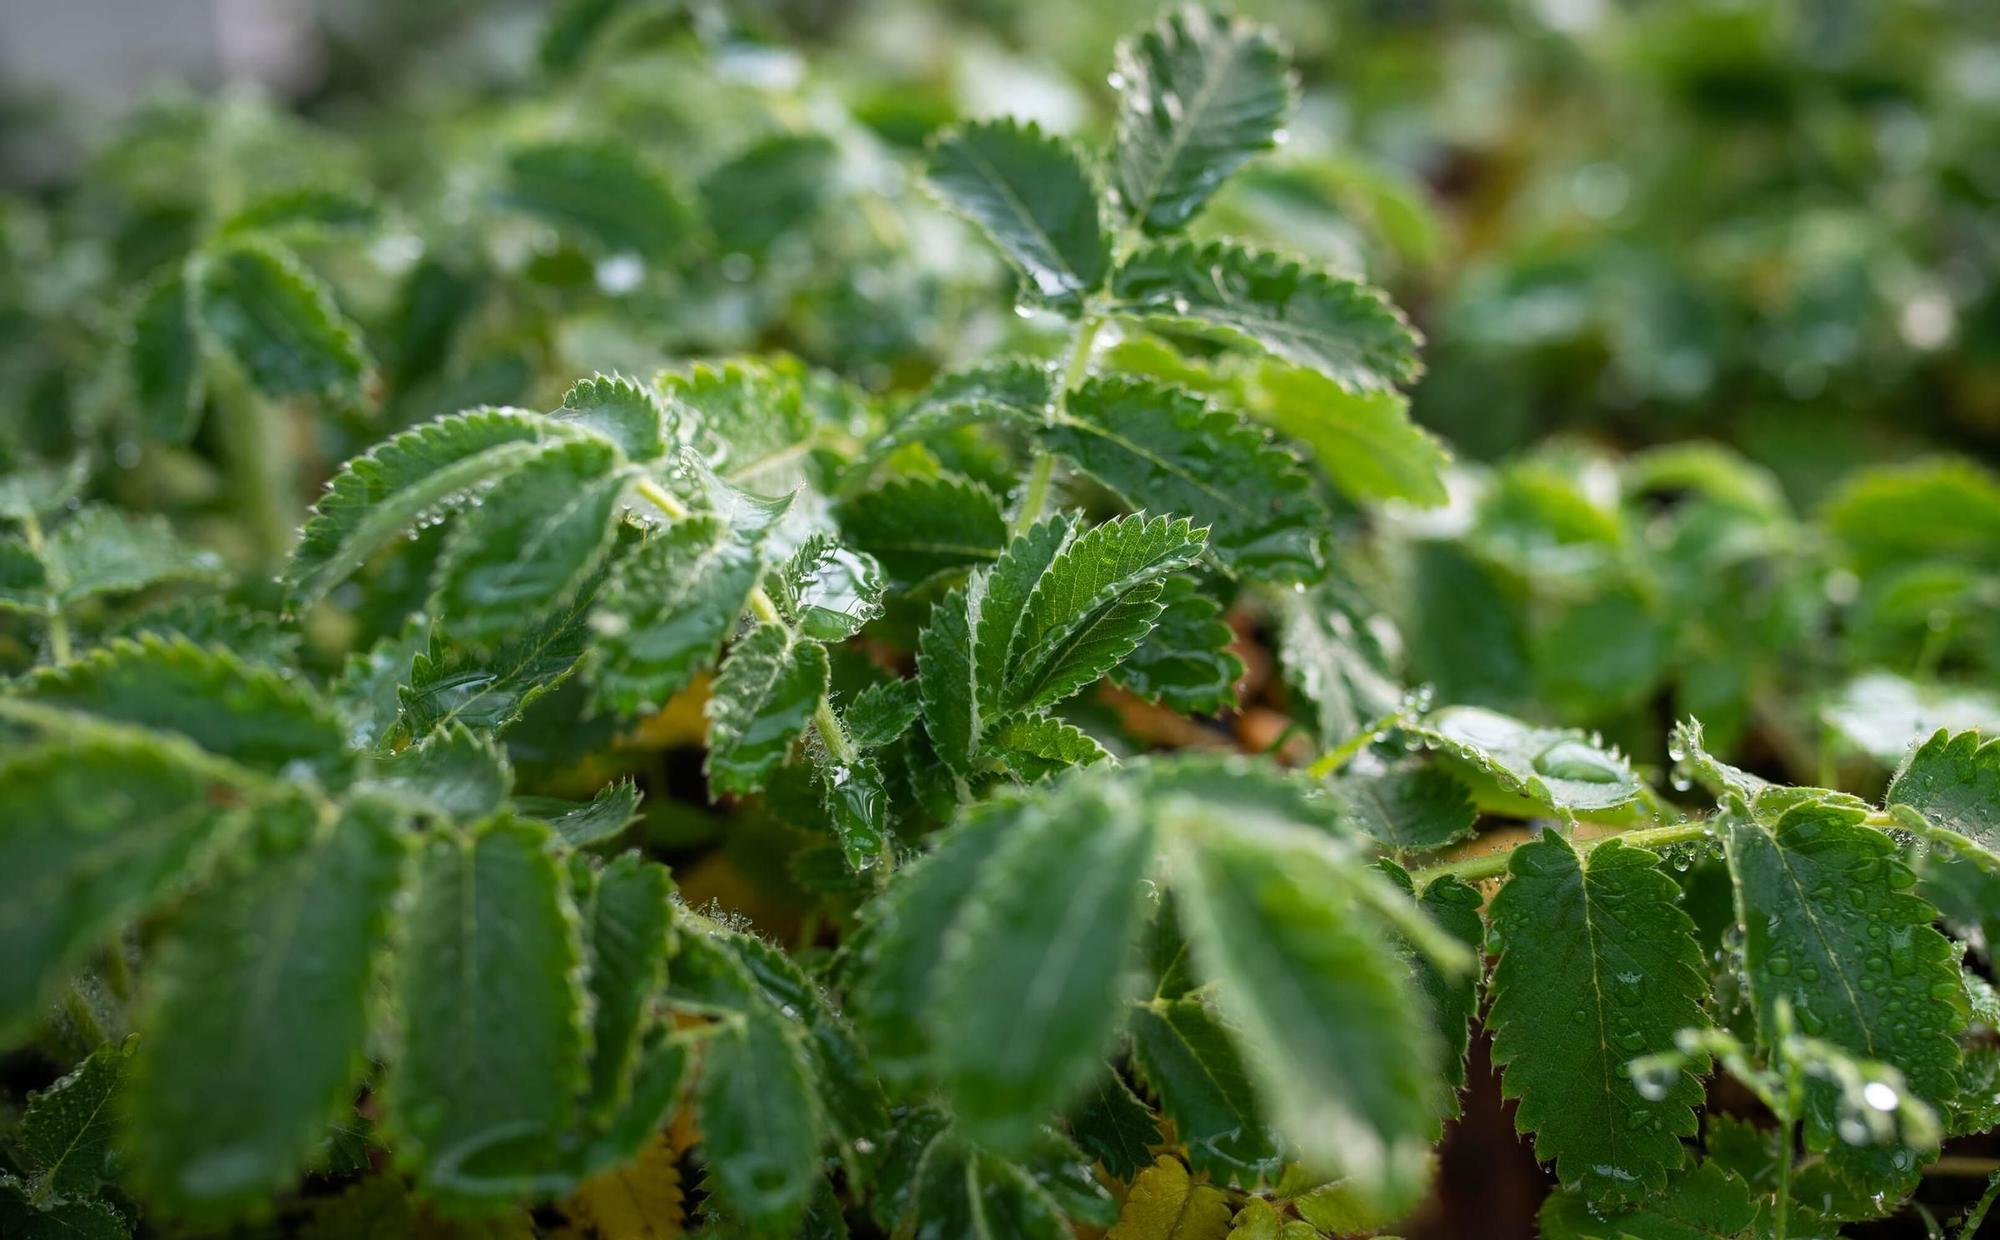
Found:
2,6 -> 1998,1239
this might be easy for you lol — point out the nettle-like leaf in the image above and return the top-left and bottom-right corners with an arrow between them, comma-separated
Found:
130,265 -> 205,444
1109,240 -> 1423,394
1277,576 -> 1403,747
1047,377 -> 1324,581
1109,5 -> 1292,235
38,505 -> 222,606
1486,834 -> 1710,1200
1721,797 -> 1964,1156
431,437 -> 631,646
126,798 -> 407,1218
766,535 -> 884,641
285,406 -> 566,608
918,513 -> 1205,779
856,358 -> 1052,468
1247,361 -> 1450,507
17,1039 -> 127,1201
706,622 -> 831,796
1887,728 -> 1999,859
0,735 -> 244,1034
836,475 -> 1007,589
499,139 -> 695,261
1331,759 -> 1476,856
587,515 -> 763,716
1110,574 -> 1242,714
389,816 -> 587,1208
1409,706 -> 1645,815
197,239 -> 370,400
1129,997 -> 1280,1184
558,372 -> 671,462
925,119 -> 1110,315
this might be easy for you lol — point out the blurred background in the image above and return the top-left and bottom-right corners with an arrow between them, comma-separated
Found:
5,1 -> 2000,1235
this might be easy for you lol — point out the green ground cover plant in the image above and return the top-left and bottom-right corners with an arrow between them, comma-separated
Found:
1,2 -> 1997,1237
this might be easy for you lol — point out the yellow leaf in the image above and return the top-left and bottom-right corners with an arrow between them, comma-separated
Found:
564,1129 -> 686,1240
1109,1156 -> 1233,1240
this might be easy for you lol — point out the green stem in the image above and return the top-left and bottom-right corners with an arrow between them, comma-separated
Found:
1774,1124 -> 1794,1240
1956,1171 -> 2000,1240
1009,311 -> 1104,537
19,511 -> 71,664
632,475 -> 854,765
1412,817 -> 1717,884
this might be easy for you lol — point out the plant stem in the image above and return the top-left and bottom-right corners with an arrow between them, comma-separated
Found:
18,510 -> 70,663
632,475 -> 855,765
1009,311 -> 1103,537
1412,817 -> 1717,884
1957,1171 -> 2000,1239
1774,1124 -> 1794,1240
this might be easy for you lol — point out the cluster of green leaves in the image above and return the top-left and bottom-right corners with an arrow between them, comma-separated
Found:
1,4 -> 1998,1240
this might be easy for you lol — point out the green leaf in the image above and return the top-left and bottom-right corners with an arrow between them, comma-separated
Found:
390,816 -> 586,1206
575,853 -> 674,1122
837,476 -> 1007,589
719,930 -> 888,1156
1402,539 -> 1531,712
660,358 -> 817,492
558,373 -> 669,461
1887,729 -> 2000,857
217,184 -> 378,238
401,590 -> 594,735
1129,998 -> 1279,1184
1409,874 -> 1485,1126
1247,362 -> 1449,506
1539,1160 -> 1759,1240
588,516 -> 762,716
925,119 -> 1110,315
849,800 -> 1021,1083
198,239 -> 369,400
985,714 -> 1110,780
917,578 -> 983,779
1410,706 -> 1645,815
700,132 -> 839,259
932,774 -> 1158,1151
1822,672 -> 2000,766
1110,575 -> 1241,715
973,515 -> 1077,711
892,1127 -> 1074,1240
1000,513 -> 1208,713
19,1042 -> 128,1199
1070,1072 -> 1160,1181
1486,834 -> 1710,1200
1110,5 -> 1292,235
1330,760 -> 1476,855
857,359 -> 1051,468
1049,378 -> 1320,581
539,0 -> 624,71
1822,457 -> 2000,574
0,738 -> 240,1033
130,265 -> 205,444
1722,797 -> 1964,1145
516,780 -> 642,848
116,600 -> 300,667
841,679 -> 923,751
0,541 -> 47,614
694,986 -> 821,1233
705,623 -> 830,796
286,406 -> 562,609
42,506 -> 222,605
1277,577 -> 1403,746
818,755 -> 891,871
126,799 -> 406,1218
432,437 -> 628,646
1167,810 -> 1437,1208
366,724 -> 512,819
767,535 -> 883,641
500,140 -> 694,261
1110,240 -> 1421,394
17,636 -> 350,781
0,1179 -> 128,1240
0,458 -> 88,522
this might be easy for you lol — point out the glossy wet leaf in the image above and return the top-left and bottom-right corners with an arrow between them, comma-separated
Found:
1049,378 -> 1322,581
1110,5 -> 1291,235
126,800 -> 405,1218
1110,240 -> 1421,394
705,623 -> 830,796
926,119 -> 1109,315
1411,705 -> 1645,814
1486,834 -> 1710,1200
198,240 -> 368,400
